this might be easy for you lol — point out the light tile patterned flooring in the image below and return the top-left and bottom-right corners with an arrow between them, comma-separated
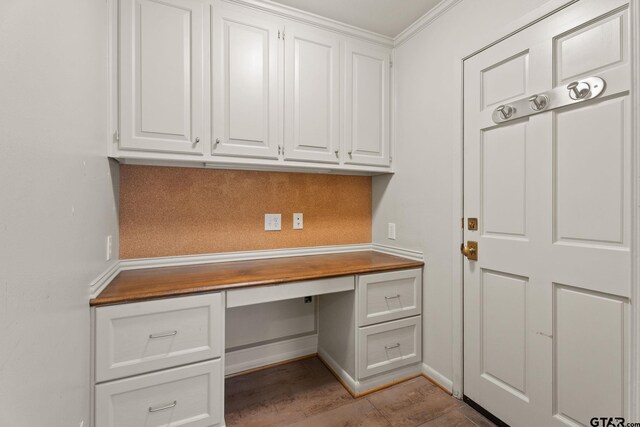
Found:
225,356 -> 497,427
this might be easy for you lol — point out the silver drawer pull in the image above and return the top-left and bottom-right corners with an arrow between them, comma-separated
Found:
149,330 -> 177,339
149,401 -> 177,413
384,294 -> 400,300
385,343 -> 401,350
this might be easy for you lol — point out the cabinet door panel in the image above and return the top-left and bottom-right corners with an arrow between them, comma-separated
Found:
212,7 -> 280,159
284,26 -> 340,163
344,41 -> 390,166
120,0 -> 206,155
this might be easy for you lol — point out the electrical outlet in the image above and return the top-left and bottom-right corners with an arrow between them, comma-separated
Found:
293,213 -> 303,229
387,223 -> 396,240
106,235 -> 112,261
264,214 -> 282,231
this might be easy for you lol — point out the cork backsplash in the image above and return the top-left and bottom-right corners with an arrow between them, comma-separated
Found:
119,166 -> 372,259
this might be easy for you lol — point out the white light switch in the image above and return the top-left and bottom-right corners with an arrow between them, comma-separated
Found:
387,223 -> 396,240
293,213 -> 303,229
265,214 -> 282,231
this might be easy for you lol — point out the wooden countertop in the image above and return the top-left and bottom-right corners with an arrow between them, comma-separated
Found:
90,251 -> 423,306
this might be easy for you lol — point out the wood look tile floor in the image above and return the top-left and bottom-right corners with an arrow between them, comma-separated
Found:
225,357 -> 496,427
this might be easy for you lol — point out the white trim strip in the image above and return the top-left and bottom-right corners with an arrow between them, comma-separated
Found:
219,0 -> 394,47
225,334 -> 318,376
371,243 -> 425,261
394,0 -> 462,47
89,262 -> 121,298
119,244 -> 373,270
630,0 -> 640,419
422,363 -> 454,393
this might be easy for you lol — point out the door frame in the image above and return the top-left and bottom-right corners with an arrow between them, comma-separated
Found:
449,0 -> 640,419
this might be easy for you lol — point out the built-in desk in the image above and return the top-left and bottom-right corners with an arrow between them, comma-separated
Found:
90,251 -> 424,427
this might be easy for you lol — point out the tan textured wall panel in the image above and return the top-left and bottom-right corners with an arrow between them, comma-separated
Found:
119,166 -> 372,259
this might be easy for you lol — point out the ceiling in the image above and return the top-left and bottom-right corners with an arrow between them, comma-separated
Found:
268,0 -> 443,38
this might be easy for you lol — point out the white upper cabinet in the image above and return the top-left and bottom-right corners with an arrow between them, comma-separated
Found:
283,25 -> 341,164
344,41 -> 390,167
111,0 -> 393,173
211,5 -> 280,159
119,0 -> 208,155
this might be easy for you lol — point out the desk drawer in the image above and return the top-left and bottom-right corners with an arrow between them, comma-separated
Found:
357,268 -> 421,326
95,293 -> 223,382
95,359 -> 222,427
226,276 -> 354,308
358,316 -> 421,378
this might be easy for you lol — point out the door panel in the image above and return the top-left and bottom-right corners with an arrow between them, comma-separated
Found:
554,97 -> 627,246
482,122 -> 528,238
555,10 -> 627,83
554,285 -> 627,426
463,1 -> 631,425
212,6 -> 280,159
120,0 -> 206,155
284,25 -> 340,163
481,270 -> 528,398
481,51 -> 529,108
344,41 -> 390,167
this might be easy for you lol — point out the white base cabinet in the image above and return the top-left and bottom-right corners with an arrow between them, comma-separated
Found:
92,293 -> 225,427
318,268 -> 423,395
109,0 -> 393,175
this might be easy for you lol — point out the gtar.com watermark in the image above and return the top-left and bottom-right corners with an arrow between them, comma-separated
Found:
590,417 -> 640,427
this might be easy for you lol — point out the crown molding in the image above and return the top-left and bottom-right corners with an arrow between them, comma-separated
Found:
394,0 -> 463,48
218,0 -> 394,47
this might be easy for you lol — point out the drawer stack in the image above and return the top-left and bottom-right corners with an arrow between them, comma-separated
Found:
92,293 -> 225,427
317,267 -> 423,395
357,269 -> 422,379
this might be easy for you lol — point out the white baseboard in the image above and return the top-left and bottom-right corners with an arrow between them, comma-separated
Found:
225,334 -> 318,376
318,347 -> 422,396
422,363 -> 453,393
357,363 -> 422,394
317,347 -> 358,392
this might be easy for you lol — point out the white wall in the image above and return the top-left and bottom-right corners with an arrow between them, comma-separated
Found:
373,0 -> 552,388
0,1 -> 118,426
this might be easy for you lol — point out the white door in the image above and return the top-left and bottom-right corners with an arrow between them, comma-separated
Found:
211,4 -> 280,159
283,25 -> 340,164
344,40 -> 390,167
463,1 -> 631,426
119,0 -> 207,155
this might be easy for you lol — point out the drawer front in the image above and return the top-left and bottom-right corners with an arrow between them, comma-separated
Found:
358,316 -> 421,379
95,359 -> 222,427
358,268 -> 422,326
226,276 -> 354,308
95,293 -> 223,382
